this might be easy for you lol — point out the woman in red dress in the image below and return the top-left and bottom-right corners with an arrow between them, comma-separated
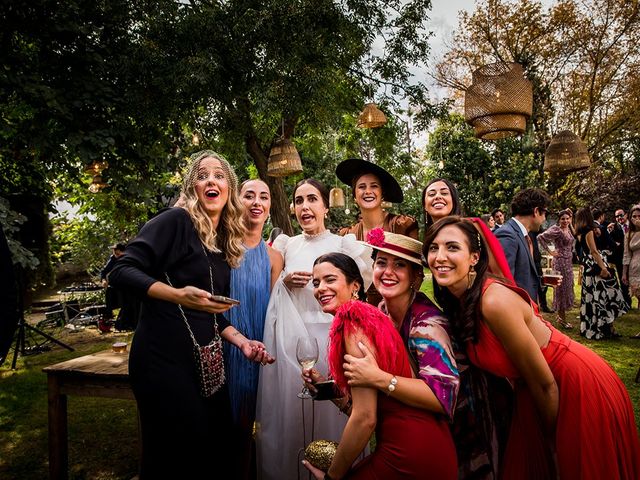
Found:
424,216 -> 640,479
302,252 -> 457,479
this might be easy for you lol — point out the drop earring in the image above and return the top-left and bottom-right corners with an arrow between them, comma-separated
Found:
352,290 -> 359,299
467,264 -> 477,290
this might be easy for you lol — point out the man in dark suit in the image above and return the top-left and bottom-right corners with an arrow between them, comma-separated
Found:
495,188 -> 551,303
491,208 -> 505,230
610,208 -> 631,305
592,208 -> 614,254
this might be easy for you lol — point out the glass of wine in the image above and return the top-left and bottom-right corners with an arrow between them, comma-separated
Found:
296,336 -> 319,399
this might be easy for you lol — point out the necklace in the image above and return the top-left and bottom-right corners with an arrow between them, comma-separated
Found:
302,229 -> 329,240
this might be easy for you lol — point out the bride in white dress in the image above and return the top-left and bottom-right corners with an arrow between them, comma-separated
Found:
256,179 -> 371,480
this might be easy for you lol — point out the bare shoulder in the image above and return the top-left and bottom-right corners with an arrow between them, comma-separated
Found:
480,282 -> 527,324
267,244 -> 283,267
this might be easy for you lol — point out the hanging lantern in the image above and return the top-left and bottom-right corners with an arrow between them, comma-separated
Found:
543,130 -> 591,173
464,62 -> 533,140
192,132 -> 201,146
84,159 -> 109,176
357,103 -> 387,129
267,138 -> 303,177
88,174 -> 108,193
329,187 -> 345,208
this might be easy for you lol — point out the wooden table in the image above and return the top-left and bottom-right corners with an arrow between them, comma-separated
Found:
43,349 -> 135,480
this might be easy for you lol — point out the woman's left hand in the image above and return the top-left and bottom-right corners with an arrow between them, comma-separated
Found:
343,341 -> 380,388
301,460 -> 326,479
240,340 -> 275,365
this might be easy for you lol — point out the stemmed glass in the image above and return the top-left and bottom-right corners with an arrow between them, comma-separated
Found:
296,336 -> 319,399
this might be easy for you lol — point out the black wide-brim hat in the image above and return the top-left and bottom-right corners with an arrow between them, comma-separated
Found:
335,158 -> 403,203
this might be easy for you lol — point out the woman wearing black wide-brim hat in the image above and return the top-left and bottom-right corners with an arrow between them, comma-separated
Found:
336,158 -> 419,305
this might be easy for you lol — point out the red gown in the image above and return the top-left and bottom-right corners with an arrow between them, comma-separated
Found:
467,278 -> 640,479
328,301 -> 457,479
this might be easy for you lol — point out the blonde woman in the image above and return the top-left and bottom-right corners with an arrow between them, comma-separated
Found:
110,150 -> 274,479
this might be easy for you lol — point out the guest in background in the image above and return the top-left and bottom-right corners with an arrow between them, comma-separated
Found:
302,252 -> 457,479
495,188 -> 551,303
537,210 -> 576,329
480,213 -> 495,231
425,216 -> 640,480
255,178 -> 372,480
225,179 -> 283,480
336,158 -> 419,306
623,205 -> 640,313
422,178 -> 462,234
100,243 -> 126,321
592,208 -> 615,255
491,208 -> 505,230
574,207 -> 628,339
109,150 -> 274,479
611,208 -> 632,306
529,229 -> 554,314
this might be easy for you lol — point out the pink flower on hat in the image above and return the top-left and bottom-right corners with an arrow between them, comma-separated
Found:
367,228 -> 385,247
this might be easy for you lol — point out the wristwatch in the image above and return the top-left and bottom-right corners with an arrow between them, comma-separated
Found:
387,375 -> 398,394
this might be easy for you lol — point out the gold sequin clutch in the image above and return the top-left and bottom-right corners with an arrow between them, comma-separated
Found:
304,440 -> 339,471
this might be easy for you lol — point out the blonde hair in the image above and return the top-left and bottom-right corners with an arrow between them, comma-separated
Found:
180,150 -> 246,268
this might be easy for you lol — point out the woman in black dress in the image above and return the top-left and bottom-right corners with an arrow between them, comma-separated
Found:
109,150 -> 274,479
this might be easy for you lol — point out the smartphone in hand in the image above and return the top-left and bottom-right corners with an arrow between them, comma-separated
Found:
211,295 -> 240,305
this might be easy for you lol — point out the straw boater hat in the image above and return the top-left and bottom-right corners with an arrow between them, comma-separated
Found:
336,158 -> 404,203
364,228 -> 424,266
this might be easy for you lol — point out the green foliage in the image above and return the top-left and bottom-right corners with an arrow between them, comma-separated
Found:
426,114 -> 542,216
0,197 -> 39,271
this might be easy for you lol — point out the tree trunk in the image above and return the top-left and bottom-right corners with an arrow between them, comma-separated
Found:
245,135 -> 294,236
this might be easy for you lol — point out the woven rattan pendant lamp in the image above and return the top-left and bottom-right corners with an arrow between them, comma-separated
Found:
268,119 -> 303,177
543,130 -> 591,173
465,62 -> 533,140
357,102 -> 387,129
267,137 -> 303,177
329,187 -> 346,208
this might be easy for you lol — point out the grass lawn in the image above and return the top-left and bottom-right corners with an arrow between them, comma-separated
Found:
1,274 -> 639,479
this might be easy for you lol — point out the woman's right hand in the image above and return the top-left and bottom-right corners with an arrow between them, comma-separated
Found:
179,286 -> 234,314
343,342 -> 382,388
302,368 -> 327,394
598,267 -> 611,279
284,271 -> 313,289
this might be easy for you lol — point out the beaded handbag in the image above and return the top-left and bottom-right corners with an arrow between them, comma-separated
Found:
165,249 -> 226,397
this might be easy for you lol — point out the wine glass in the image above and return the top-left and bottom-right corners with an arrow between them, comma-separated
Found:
296,336 -> 319,399
547,242 -> 556,254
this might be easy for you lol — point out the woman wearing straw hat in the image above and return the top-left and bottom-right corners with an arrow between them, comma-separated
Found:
336,158 -> 419,306
303,230 -> 459,476
302,249 -> 458,479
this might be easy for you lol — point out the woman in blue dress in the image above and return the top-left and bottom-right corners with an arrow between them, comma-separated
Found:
225,179 -> 283,480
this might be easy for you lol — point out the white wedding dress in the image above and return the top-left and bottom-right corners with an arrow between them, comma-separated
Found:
256,231 -> 372,480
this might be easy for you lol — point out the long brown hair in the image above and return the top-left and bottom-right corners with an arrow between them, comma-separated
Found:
423,216 -> 489,343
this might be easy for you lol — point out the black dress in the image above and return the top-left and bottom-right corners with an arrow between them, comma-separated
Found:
109,207 -> 235,479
